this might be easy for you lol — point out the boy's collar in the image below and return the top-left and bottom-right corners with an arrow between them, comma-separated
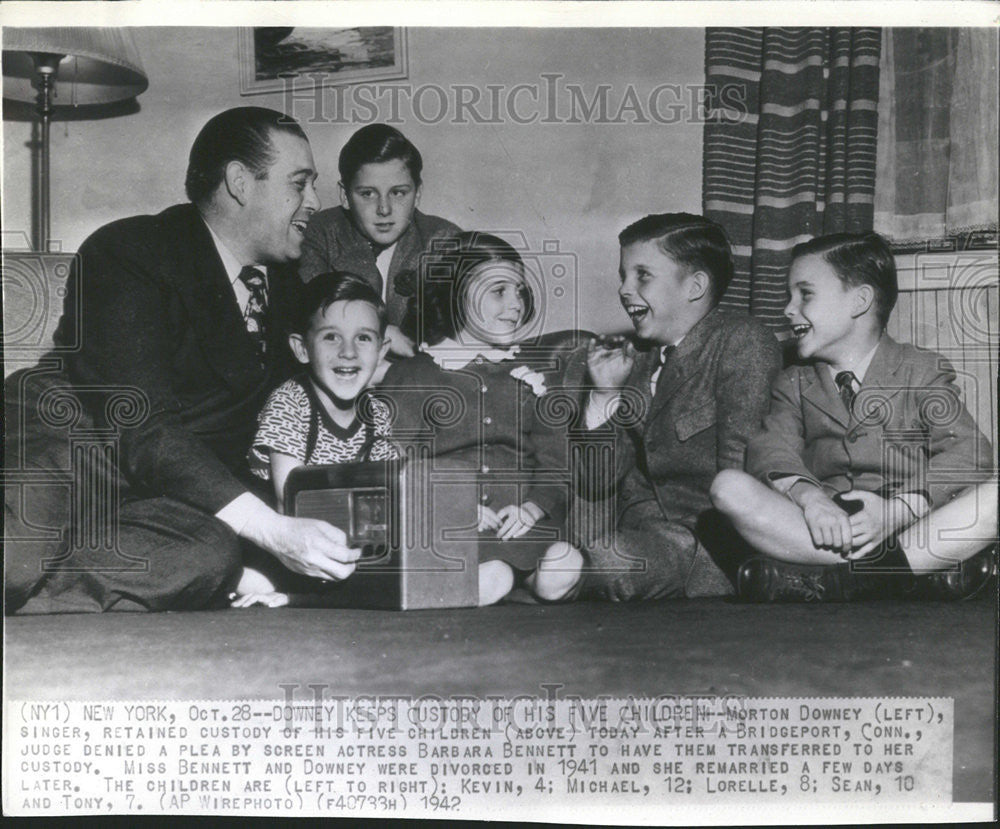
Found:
823,333 -> 883,382
301,374 -> 360,432
369,238 -> 396,258
658,305 -> 720,355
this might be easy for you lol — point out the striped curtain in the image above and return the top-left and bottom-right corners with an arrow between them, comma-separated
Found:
703,28 -> 882,329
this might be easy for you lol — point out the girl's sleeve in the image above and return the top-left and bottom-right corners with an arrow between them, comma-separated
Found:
524,381 -> 573,524
249,382 -> 311,479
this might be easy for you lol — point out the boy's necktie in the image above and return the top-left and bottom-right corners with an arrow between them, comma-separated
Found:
835,370 -> 857,415
650,345 -> 675,397
238,266 -> 268,364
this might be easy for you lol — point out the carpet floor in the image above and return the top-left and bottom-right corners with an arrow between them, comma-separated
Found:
5,594 -> 996,802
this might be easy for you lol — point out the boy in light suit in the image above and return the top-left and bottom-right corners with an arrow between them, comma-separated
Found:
711,232 -> 997,601
578,213 -> 781,601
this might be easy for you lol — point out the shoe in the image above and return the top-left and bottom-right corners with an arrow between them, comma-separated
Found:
737,556 -> 896,603
737,557 -> 846,602
905,546 -> 997,601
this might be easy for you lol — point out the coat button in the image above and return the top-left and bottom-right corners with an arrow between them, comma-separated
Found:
481,385 -> 488,393
480,492 -> 490,503
483,416 -> 492,425
481,465 -> 490,474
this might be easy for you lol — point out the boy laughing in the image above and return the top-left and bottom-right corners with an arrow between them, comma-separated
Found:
578,213 -> 781,600
711,232 -> 997,601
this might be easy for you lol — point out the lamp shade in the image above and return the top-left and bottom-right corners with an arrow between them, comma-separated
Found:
3,28 -> 148,105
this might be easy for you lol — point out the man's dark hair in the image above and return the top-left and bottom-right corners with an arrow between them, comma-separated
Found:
338,124 -> 423,188
185,107 -> 308,206
791,232 -> 898,328
292,271 -> 388,337
618,212 -> 734,304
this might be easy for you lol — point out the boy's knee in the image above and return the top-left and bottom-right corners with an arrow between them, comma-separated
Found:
710,469 -> 755,516
534,543 -> 584,601
478,560 -> 515,606
539,541 -> 581,567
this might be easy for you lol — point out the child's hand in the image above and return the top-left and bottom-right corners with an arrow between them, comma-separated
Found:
496,501 -> 545,541
844,491 -> 910,558
509,365 -> 548,396
478,504 -> 501,533
385,324 -> 416,358
796,486 -> 853,555
586,336 -> 636,391
231,591 -> 289,609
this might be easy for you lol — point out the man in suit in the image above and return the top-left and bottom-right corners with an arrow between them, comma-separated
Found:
577,213 -> 781,601
5,107 -> 364,614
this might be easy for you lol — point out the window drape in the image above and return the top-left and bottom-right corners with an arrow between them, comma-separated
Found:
703,28 -> 882,329
873,28 -> 999,244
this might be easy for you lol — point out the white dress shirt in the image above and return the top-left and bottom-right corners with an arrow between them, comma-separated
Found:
825,340 -> 880,395
374,243 -> 396,300
203,220 -> 268,312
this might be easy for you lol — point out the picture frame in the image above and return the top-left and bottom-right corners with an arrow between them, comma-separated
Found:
238,26 -> 408,95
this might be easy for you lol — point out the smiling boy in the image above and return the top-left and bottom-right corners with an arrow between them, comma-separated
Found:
578,213 -> 781,601
250,272 -> 395,501
711,232 -> 997,601
299,124 -> 460,358
236,272 -> 398,607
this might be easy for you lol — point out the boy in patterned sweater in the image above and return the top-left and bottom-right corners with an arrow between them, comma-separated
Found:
234,272 -> 397,606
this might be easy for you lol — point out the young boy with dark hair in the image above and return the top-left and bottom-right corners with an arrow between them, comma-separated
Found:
299,124 -> 461,358
234,271 -> 398,607
711,231 -> 997,602
578,213 -> 781,601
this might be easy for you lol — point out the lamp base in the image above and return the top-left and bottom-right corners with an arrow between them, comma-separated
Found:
29,53 -> 63,253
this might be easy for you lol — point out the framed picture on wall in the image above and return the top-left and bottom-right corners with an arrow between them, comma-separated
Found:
238,27 -> 408,94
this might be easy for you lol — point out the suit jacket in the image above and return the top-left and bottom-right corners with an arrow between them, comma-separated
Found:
298,206 -> 461,327
48,203 -> 303,512
591,308 -> 781,529
746,335 -> 994,506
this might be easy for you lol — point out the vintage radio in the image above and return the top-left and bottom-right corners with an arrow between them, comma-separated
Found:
283,458 -> 479,609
